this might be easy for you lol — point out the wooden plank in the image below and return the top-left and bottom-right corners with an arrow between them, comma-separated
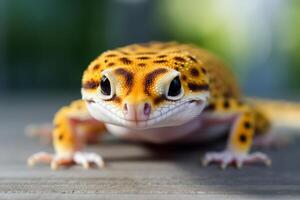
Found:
1,94 -> 300,199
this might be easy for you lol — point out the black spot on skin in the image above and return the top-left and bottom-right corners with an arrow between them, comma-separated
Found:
175,67 -> 179,71
104,60 -> 108,63
107,62 -> 115,67
188,55 -> 197,63
182,75 -> 187,81
181,64 -> 185,67
82,80 -> 100,90
137,56 -> 150,60
187,83 -> 209,92
173,56 -> 186,62
244,121 -> 252,129
144,68 -> 168,95
119,57 -> 132,65
115,68 -> 134,95
239,134 -> 247,143
138,63 -> 146,67
106,54 -> 117,57
223,99 -> 230,109
93,64 -> 100,70
205,103 -> 215,111
157,55 -> 167,58
154,95 -> 165,105
114,96 -> 121,104
190,68 -> 199,77
201,67 -> 207,74
58,134 -> 64,141
153,60 -> 167,64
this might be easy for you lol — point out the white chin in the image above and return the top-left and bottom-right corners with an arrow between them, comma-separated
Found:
86,100 -> 206,130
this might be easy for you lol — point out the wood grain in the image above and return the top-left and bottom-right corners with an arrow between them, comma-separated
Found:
0,93 -> 300,199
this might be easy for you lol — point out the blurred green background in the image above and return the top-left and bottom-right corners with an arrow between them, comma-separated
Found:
1,0 -> 300,97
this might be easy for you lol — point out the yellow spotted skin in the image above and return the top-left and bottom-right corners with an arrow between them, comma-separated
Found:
52,42 -> 270,161
53,100 -> 105,155
80,42 -> 269,153
82,42 -> 239,105
53,103 -> 78,155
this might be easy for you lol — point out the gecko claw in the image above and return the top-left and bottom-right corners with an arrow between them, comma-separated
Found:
202,150 -> 271,169
51,161 -> 59,170
74,152 -> 105,169
27,151 -> 104,170
27,152 -> 53,167
236,160 -> 243,169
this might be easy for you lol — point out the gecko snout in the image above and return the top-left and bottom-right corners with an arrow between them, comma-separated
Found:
123,102 -> 151,121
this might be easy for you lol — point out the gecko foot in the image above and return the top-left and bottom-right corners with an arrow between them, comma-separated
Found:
27,151 -> 104,170
73,152 -> 105,169
202,151 -> 271,169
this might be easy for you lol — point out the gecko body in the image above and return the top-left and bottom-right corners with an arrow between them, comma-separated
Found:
28,42 -> 293,169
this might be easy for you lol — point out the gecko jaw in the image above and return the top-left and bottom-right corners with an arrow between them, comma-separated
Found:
85,98 -> 207,129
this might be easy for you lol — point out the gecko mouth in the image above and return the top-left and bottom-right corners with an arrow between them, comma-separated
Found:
86,99 -> 206,129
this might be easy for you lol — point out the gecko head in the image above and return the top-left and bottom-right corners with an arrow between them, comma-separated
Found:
81,42 -> 210,129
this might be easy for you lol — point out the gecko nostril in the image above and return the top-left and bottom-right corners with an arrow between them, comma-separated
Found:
123,103 -> 128,113
144,103 -> 151,116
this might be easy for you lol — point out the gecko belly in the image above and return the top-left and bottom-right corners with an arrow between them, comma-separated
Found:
105,113 -> 233,144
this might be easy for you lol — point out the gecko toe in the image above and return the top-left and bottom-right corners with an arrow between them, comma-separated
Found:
203,151 -> 271,169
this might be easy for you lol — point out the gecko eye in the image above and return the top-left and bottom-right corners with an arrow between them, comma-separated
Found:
100,76 -> 111,95
166,76 -> 183,100
99,75 -> 113,99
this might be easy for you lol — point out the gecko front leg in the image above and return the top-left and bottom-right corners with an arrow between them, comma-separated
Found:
202,98 -> 272,169
28,100 -> 106,170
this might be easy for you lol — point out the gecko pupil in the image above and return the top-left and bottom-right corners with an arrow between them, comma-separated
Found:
168,76 -> 181,97
100,76 -> 111,96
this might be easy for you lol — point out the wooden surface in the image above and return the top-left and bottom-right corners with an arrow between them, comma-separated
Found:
1,93 -> 300,199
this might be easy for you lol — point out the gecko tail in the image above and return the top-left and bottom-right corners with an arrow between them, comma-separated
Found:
247,98 -> 300,130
